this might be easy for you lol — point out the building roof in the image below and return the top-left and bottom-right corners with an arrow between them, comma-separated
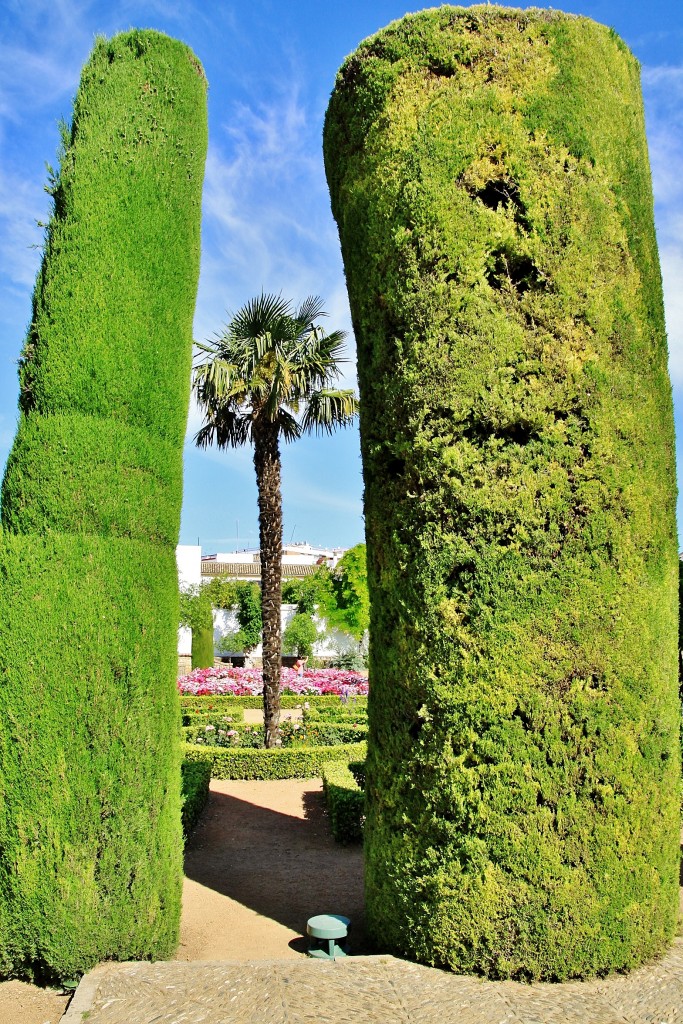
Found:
201,561 -> 317,579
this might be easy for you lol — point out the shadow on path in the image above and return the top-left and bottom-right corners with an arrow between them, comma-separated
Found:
183,781 -> 370,953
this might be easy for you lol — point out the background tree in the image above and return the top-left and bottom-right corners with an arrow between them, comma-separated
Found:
282,611 -> 319,659
326,543 -> 369,641
325,6 -> 679,980
0,31 -> 207,981
179,586 -> 214,669
219,582 -> 263,655
193,294 -> 358,746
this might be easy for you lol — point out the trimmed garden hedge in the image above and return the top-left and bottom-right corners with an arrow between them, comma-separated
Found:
322,760 -> 365,843
0,30 -> 207,983
182,741 -> 367,780
181,706 -> 245,726
181,760 -> 212,838
325,5 -> 680,980
179,693 -> 366,712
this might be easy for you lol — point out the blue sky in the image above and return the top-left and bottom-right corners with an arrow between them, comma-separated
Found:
0,1 -> 681,553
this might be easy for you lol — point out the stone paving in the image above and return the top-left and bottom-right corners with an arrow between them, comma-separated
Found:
62,941 -> 683,1024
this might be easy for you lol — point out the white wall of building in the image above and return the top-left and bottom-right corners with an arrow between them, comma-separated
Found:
176,543 -> 357,662
212,604 -> 355,661
176,544 -> 202,587
176,545 -> 202,656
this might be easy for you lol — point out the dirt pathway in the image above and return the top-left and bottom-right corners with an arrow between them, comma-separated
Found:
0,775 -> 363,1024
178,777 -> 366,960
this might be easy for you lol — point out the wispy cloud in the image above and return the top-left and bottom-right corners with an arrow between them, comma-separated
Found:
642,64 -> 683,386
195,64 -> 356,381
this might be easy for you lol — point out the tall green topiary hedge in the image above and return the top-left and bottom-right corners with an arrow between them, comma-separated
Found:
324,5 -> 680,980
0,31 -> 207,982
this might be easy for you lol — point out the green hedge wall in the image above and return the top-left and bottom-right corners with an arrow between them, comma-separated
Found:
181,707 -> 245,725
181,760 -> 212,838
324,5 -> 680,980
322,760 -> 365,843
191,624 -> 214,670
0,30 -> 207,983
183,741 -> 367,780
179,693 -> 361,711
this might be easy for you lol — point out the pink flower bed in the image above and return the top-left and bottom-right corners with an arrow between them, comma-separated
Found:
178,665 -> 369,698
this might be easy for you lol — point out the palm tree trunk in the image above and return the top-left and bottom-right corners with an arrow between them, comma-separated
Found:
253,417 -> 282,747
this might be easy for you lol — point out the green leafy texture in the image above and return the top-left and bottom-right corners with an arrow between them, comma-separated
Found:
180,693 -> 360,712
191,623 -> 214,670
283,545 -> 370,641
179,585 -> 215,668
323,544 -> 370,640
0,30 -> 207,982
234,583 -> 263,651
180,760 -> 212,838
322,759 -> 365,842
282,571 -> 330,614
181,707 -> 244,726
203,576 -> 238,609
182,741 -> 367,780
282,611 -> 319,658
324,5 -> 679,980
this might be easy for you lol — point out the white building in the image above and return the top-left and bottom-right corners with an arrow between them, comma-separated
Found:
175,543 -> 355,664
199,541 -> 346,581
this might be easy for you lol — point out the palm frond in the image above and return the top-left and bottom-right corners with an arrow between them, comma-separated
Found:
194,407 -> 252,450
277,408 -> 303,443
300,389 -> 359,435
295,295 -> 326,328
229,293 -> 293,343
192,292 -> 356,449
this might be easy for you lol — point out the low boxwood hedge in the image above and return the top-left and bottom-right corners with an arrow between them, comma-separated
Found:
322,760 -> 365,843
179,693 -> 351,712
304,706 -> 368,724
182,722 -> 261,744
182,740 -> 367,780
181,706 -> 244,726
180,760 -> 211,838
301,723 -> 369,745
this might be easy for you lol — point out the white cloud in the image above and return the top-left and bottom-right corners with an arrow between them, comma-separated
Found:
0,167 -> 48,291
662,245 -> 683,384
196,66 -> 352,338
641,64 -> 683,387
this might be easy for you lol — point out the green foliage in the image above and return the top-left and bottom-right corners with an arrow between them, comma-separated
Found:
282,546 -> 370,644
282,611 -> 318,658
180,760 -> 211,838
179,693 -> 348,712
282,571 -> 330,613
184,715 -> 367,748
203,575 -> 238,609
331,641 -> 368,672
325,6 -> 679,980
180,585 -> 214,668
191,624 -> 214,670
679,559 -> 683,694
179,585 -> 212,632
182,741 -> 367,780
327,545 -> 370,640
236,583 -> 262,651
322,759 -> 365,842
0,30 -> 207,982
304,705 -> 368,724
181,707 -> 244,726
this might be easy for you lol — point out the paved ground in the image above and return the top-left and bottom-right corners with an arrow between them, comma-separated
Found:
9,776 -> 683,1024
62,943 -> 683,1024
177,778 -> 366,960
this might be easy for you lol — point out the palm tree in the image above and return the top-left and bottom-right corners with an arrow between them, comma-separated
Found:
193,294 -> 358,747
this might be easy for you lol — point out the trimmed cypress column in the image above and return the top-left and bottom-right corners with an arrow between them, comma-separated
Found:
324,5 -> 679,979
0,31 -> 207,981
